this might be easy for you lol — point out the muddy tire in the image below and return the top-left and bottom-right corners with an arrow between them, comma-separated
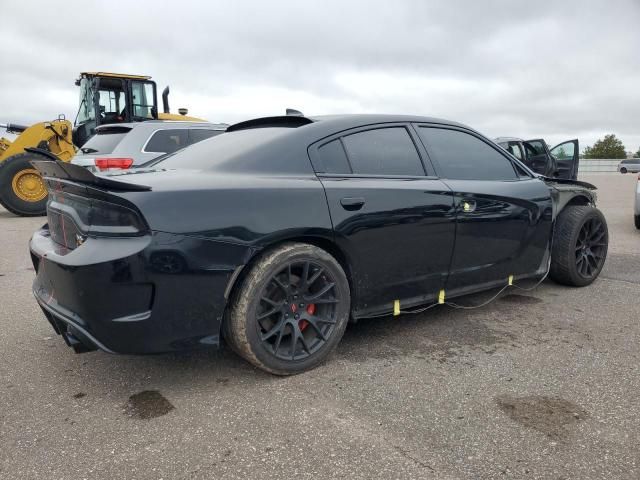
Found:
549,206 -> 608,287
0,153 -> 49,216
224,242 -> 350,375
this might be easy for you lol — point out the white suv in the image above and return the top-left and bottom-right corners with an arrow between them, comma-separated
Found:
72,121 -> 226,172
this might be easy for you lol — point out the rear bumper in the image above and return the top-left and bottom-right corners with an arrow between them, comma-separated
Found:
30,227 -> 249,354
36,295 -> 112,353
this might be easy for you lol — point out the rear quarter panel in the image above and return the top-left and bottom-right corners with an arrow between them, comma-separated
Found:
120,171 -> 335,256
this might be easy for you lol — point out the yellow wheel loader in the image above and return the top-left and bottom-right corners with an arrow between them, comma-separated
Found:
0,72 -> 203,216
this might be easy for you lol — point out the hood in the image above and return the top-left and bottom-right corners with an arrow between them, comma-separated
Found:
539,175 -> 596,190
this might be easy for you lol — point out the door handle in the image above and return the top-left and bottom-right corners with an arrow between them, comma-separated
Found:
340,197 -> 365,211
460,199 -> 476,213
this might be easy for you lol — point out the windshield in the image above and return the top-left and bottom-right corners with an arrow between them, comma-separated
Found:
75,78 -> 96,125
148,128 -> 291,169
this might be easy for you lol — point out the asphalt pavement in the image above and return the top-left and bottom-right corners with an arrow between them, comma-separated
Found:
1,173 -> 638,479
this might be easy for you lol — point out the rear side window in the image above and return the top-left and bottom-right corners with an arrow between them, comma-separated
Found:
145,129 -> 189,154
341,127 -> 424,176
418,127 -> 517,181
189,129 -> 224,144
316,139 -> 351,174
81,131 -> 127,154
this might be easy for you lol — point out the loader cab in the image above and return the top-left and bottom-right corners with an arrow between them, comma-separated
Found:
73,72 -> 159,147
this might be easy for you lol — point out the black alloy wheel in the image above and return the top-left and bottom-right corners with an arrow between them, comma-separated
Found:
225,243 -> 350,375
550,205 -> 608,287
257,260 -> 339,361
574,217 -> 607,279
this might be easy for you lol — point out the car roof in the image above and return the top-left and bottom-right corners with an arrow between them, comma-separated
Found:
227,113 -> 471,136
494,136 -> 523,143
152,113 -> 488,175
95,121 -> 226,133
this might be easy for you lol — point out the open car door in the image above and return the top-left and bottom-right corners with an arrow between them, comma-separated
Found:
550,139 -> 579,180
522,139 -> 556,177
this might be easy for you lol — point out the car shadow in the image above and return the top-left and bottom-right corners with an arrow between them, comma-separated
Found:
42,283 -> 559,402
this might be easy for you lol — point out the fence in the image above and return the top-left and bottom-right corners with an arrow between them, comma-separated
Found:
578,159 -> 621,173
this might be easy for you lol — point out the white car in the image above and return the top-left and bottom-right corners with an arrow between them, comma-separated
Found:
619,159 -> 640,174
635,174 -> 640,229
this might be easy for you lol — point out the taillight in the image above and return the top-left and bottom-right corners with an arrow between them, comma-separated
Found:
95,157 -> 134,171
48,191 -> 147,239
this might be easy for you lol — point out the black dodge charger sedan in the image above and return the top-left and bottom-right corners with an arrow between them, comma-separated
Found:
30,114 -> 608,374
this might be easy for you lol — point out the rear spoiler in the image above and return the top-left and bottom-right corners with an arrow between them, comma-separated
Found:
28,150 -> 151,192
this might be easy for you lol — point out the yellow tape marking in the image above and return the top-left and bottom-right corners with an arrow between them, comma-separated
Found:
438,289 -> 445,304
508,275 -> 514,286
393,299 -> 400,316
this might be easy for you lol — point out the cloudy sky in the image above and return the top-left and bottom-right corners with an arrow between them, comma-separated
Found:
2,0 -> 639,152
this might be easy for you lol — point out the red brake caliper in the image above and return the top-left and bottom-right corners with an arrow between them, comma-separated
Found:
299,304 -> 315,331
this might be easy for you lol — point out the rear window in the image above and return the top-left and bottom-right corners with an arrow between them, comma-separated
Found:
149,127 -> 291,169
81,131 -> 127,154
189,129 -> 224,143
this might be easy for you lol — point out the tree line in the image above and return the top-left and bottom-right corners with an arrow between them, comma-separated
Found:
583,134 -> 639,159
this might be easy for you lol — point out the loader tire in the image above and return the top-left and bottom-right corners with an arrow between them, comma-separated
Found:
0,153 -> 49,217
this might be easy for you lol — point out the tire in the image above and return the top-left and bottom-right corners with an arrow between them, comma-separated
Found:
0,152 -> 50,216
224,242 -> 351,375
549,206 -> 608,287
634,215 -> 640,230
620,167 -> 627,174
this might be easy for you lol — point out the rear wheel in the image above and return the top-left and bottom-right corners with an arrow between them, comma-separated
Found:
224,243 -> 350,375
550,206 -> 608,286
620,167 -> 627,174
634,214 -> 640,230
0,152 -> 50,216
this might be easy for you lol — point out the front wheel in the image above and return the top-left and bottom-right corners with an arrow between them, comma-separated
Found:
224,243 -> 351,375
0,152 -> 50,216
620,167 -> 627,174
634,214 -> 640,230
549,206 -> 608,287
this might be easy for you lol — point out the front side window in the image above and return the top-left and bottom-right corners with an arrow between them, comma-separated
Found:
418,127 -> 517,181
341,127 -> 424,176
145,129 -> 189,154
550,142 -> 574,160
131,81 -> 155,119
